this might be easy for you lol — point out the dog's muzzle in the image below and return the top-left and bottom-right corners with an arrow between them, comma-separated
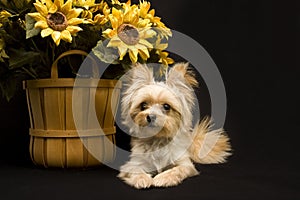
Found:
146,114 -> 156,124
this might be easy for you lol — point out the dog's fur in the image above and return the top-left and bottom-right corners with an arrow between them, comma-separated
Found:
118,63 -> 231,189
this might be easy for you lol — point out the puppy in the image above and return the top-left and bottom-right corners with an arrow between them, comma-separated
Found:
118,63 -> 231,189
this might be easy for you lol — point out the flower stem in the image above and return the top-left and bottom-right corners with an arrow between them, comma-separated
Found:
30,38 -> 47,66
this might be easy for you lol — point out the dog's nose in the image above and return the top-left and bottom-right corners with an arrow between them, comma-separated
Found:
146,114 -> 156,123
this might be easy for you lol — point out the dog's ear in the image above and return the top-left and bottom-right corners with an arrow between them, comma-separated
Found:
121,63 -> 154,125
166,63 -> 198,88
125,63 -> 154,85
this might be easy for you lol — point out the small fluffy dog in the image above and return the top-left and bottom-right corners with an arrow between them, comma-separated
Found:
118,63 -> 231,189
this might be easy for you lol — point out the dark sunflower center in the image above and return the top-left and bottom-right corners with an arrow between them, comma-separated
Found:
46,12 -> 68,31
117,24 -> 139,45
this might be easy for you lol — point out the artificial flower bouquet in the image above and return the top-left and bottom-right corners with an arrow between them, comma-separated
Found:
0,0 -> 173,101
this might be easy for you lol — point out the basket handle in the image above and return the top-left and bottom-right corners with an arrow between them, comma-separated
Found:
51,50 -> 99,79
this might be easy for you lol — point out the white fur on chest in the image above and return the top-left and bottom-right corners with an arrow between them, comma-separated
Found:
130,133 -> 192,173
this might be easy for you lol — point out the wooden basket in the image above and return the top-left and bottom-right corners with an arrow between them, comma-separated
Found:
23,50 -> 121,168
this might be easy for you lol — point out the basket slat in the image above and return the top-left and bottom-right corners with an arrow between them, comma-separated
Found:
46,138 -> 65,167
95,88 -> 109,127
29,89 -> 44,129
86,137 -> 102,165
32,137 -> 47,167
87,87 -> 100,130
65,88 -> 76,130
44,88 -> 65,130
103,88 -> 115,129
66,138 -> 85,167
29,136 -> 36,164
72,87 -> 90,130
25,90 -> 34,128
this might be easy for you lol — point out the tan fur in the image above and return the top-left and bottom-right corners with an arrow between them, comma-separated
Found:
118,63 -> 232,189
168,63 -> 198,87
153,162 -> 199,187
189,117 -> 232,164
118,172 -> 153,189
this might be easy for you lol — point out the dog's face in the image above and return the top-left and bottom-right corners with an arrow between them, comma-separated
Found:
129,84 -> 182,138
121,63 -> 198,139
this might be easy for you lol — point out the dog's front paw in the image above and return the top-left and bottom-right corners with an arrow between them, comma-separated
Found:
118,172 -> 153,189
153,170 -> 182,187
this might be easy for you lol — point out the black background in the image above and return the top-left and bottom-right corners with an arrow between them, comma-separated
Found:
0,0 -> 299,199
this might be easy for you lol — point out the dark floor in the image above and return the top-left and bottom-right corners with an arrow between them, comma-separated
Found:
0,156 -> 299,200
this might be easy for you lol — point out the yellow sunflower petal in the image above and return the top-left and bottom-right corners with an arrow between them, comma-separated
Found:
61,0 -> 72,14
0,50 -> 9,60
51,31 -> 61,46
159,51 -> 169,58
109,14 -> 122,30
165,57 -> 174,64
66,8 -> 83,19
33,2 -> 48,17
67,18 -> 84,25
41,27 -> 54,37
138,39 -> 153,48
139,29 -> 156,39
148,9 -> 155,17
156,43 -> 168,51
118,45 -> 128,60
60,30 -> 72,43
66,25 -> 82,35
139,1 -> 151,17
54,0 -> 63,10
138,49 -> 149,60
103,4 -> 110,16
27,12 -> 46,22
48,2 -> 58,14
110,8 -> 123,28
107,38 -> 122,48
44,0 -> 54,9
73,0 -> 95,8
124,7 -> 138,25
102,29 -> 116,38
128,48 -> 138,63
34,20 -> 48,29
136,45 -> 150,60
137,18 -> 151,28
94,14 -> 108,25
132,8 -> 140,24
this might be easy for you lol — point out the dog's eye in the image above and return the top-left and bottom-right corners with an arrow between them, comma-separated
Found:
140,102 -> 147,111
163,103 -> 171,111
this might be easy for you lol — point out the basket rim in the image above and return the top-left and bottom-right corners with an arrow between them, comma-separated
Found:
23,78 -> 122,89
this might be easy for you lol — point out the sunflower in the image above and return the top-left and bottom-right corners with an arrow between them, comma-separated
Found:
102,4 -> 155,63
157,51 -> 174,66
80,1 -> 110,25
139,0 -> 172,38
91,4 -> 110,25
153,36 -> 174,66
28,0 -> 84,46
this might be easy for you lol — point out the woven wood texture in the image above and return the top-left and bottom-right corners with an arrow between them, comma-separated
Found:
24,79 -> 121,168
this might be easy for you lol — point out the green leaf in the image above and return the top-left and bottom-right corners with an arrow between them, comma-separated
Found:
0,73 -> 17,102
92,40 -> 119,64
25,14 -> 41,39
8,48 -> 40,69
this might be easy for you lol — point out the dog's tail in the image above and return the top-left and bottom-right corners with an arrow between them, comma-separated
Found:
189,117 -> 232,164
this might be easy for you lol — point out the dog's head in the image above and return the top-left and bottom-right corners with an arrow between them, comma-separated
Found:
121,63 -> 198,139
